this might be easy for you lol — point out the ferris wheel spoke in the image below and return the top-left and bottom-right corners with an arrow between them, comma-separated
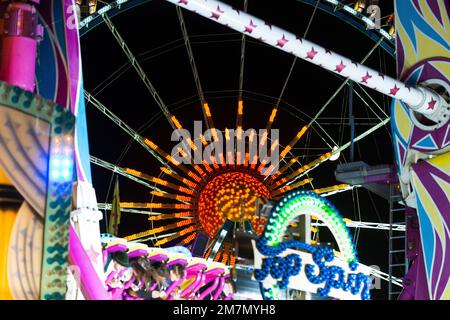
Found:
125,220 -> 197,241
85,91 -> 176,169
102,13 -> 208,164
155,226 -> 196,246
354,82 -> 389,118
234,1 -> 249,166
90,155 -> 198,202
313,220 -> 406,232
272,38 -> 384,176
120,202 -> 193,209
311,184 -> 353,196
174,230 -> 197,246
258,1 -> 321,176
98,203 -> 193,219
238,0 -> 248,101
175,6 -> 210,127
90,155 -> 167,191
149,212 -> 195,220
175,7 -> 228,174
101,14 -> 175,125
269,151 -> 332,189
271,178 -> 313,197
150,190 -> 194,204
307,37 -> 383,127
128,232 -> 178,245
268,0 -> 320,132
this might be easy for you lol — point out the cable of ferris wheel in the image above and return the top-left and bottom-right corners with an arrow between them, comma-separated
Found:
128,232 -> 179,244
355,82 -> 389,118
267,38 -> 384,181
94,33 -> 244,93
91,35 -> 241,95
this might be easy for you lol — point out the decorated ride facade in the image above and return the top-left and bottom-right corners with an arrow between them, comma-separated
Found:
0,0 -> 448,300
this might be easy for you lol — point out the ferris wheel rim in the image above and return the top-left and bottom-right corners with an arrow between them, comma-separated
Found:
79,0 -> 395,58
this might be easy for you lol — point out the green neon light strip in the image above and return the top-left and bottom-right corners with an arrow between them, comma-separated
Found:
263,190 -> 356,263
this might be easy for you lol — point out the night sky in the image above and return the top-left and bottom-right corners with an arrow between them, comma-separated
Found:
80,0 -> 397,299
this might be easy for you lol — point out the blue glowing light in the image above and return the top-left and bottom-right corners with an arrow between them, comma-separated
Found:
62,159 -> 72,167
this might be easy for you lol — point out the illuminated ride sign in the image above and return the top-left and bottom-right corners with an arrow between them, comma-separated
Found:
253,190 -> 371,300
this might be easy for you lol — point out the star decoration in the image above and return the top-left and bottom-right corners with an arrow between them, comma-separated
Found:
232,6 -> 240,14
276,34 -> 289,47
351,60 -> 359,67
178,0 -> 188,4
325,49 -> 332,55
265,21 -> 272,29
427,98 -> 437,110
378,72 -> 385,79
295,35 -> 303,42
306,47 -> 318,59
211,6 -> 224,20
361,72 -> 372,83
334,60 -> 346,73
244,20 -> 257,33
390,85 -> 400,96
405,84 -> 411,91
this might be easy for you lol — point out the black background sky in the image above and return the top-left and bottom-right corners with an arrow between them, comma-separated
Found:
80,0 -> 397,299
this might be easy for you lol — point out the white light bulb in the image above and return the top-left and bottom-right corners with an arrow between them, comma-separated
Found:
329,146 -> 340,161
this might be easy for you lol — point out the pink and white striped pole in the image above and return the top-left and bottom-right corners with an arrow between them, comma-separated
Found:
166,0 -> 448,123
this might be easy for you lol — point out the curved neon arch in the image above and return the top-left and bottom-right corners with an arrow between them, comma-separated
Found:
261,190 -> 357,264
